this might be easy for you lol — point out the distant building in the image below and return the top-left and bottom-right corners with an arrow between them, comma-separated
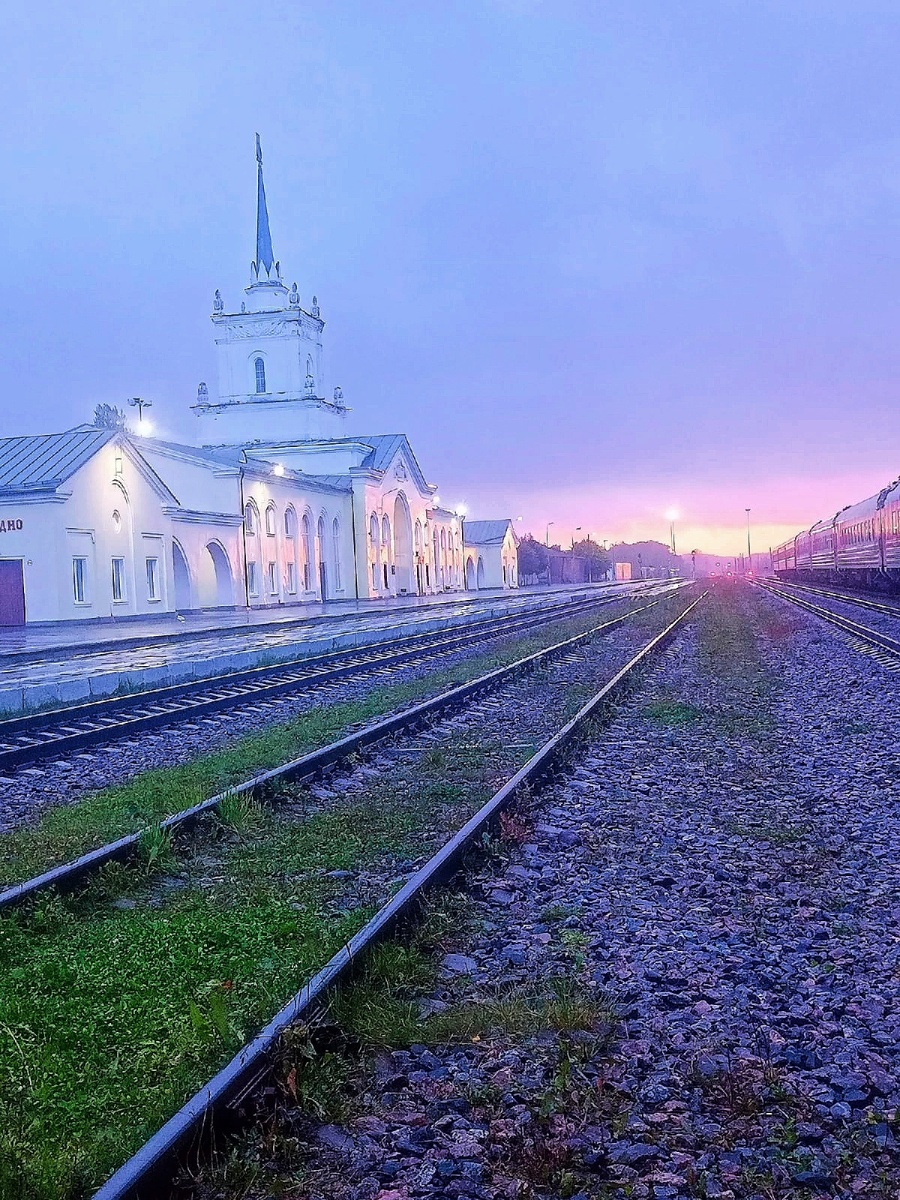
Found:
461,520 -> 519,590
0,141 -> 516,625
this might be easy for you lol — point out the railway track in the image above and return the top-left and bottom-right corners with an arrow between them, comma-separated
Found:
756,578 -> 900,670
0,586 -> 677,774
0,588 -> 684,909
766,577 -> 900,620
83,591 -> 704,1200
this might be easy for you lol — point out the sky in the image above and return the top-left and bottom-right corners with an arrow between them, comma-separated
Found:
3,1 -> 900,556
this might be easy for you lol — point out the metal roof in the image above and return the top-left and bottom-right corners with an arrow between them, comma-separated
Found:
463,519 -> 514,546
305,474 -> 352,491
0,429 -> 115,494
144,438 -> 246,469
354,433 -> 406,472
354,433 -> 432,492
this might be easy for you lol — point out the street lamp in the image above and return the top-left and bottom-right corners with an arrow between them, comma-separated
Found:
664,508 -> 679,556
545,521 -> 555,547
571,525 -> 582,550
128,397 -> 153,433
745,507 -> 752,574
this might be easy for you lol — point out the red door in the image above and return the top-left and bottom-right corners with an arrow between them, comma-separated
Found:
0,560 -> 26,626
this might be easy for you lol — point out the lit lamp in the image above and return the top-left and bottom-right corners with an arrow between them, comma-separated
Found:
128,396 -> 153,435
273,463 -> 285,477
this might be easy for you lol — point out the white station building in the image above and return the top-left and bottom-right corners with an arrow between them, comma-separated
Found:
0,142 -> 518,626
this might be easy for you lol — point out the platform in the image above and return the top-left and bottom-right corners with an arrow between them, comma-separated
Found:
0,582 -> 654,715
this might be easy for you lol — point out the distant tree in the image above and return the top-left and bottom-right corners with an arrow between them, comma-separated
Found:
93,403 -> 127,429
578,542 -> 614,583
517,534 -> 549,576
573,538 -> 611,578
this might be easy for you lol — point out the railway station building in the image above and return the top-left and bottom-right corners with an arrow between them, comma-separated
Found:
0,143 -> 515,626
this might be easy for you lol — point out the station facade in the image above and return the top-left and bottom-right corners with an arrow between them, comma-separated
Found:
0,142 -> 516,625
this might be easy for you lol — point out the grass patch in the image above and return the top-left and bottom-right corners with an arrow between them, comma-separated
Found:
728,819 -> 811,845
0,729 -> 519,1197
0,601 -> 649,889
428,975 -> 610,1044
642,696 -> 706,726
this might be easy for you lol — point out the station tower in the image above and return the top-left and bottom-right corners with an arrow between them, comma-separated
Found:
192,136 -> 349,446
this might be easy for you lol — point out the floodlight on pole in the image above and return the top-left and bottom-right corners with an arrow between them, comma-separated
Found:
128,397 -> 153,432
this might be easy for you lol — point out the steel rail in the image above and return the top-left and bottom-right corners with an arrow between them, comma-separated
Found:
756,579 -> 900,657
767,577 -> 900,620
0,590 -> 684,913
0,588 -> 675,772
91,591 -> 706,1200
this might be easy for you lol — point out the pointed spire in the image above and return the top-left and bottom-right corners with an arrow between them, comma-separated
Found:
253,133 -> 276,278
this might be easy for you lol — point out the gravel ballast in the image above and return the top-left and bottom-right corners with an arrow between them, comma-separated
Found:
208,582 -> 900,1200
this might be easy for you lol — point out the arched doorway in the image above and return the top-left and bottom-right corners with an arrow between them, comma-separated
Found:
205,542 -> 234,606
477,557 -> 486,589
465,555 -> 476,590
392,493 -> 414,594
172,540 -> 192,610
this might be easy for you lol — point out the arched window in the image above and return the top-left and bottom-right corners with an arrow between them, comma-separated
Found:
265,504 -> 276,537
332,517 -> 342,590
382,515 -> 391,551
301,514 -> 312,589
244,503 -> 257,535
317,515 -> 326,552
284,507 -> 296,538
369,514 -> 379,545
254,357 -> 266,393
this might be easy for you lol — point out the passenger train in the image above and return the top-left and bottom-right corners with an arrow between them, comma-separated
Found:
773,476 -> 900,588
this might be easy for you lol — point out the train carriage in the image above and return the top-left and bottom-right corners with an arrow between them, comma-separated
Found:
774,474 -> 900,590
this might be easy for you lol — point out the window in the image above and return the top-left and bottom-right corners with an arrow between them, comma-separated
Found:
370,514 -> 379,544
247,561 -> 259,596
146,557 -> 160,601
267,561 -> 278,594
254,357 -> 266,393
332,518 -> 342,590
383,562 -> 389,588
244,504 -> 256,534
285,508 -> 296,538
287,561 -> 297,593
265,505 -> 276,536
372,563 -> 378,589
72,557 -> 88,604
111,557 -> 126,602
112,510 -> 122,533
301,515 -> 312,589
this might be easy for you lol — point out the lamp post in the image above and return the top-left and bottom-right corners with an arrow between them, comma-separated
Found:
745,507 -> 752,574
128,397 -> 153,432
545,521 -> 555,547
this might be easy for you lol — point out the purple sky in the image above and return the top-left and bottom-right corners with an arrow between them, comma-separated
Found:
4,1 -> 900,555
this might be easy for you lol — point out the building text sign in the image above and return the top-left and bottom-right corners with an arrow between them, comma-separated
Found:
0,520 -> 23,533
